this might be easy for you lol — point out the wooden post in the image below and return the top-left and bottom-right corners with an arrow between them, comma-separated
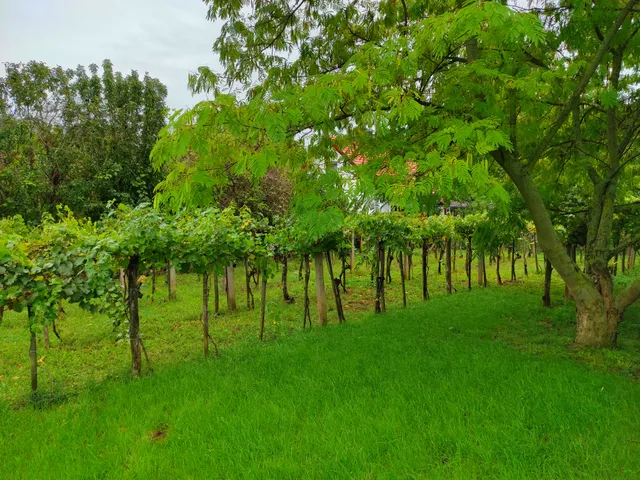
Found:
151,269 -> 156,302
350,232 -> 356,271
43,324 -> 50,349
477,253 -> 486,287
203,272 -> 210,357
453,242 -> 457,272
213,271 -> 219,315
168,262 -> 177,300
534,234 -> 540,274
404,250 -> 410,280
314,253 -> 327,326
445,237 -> 452,294
466,237 -> 472,291
28,306 -> 37,393
119,268 -> 126,298
226,264 -> 236,311
259,273 -> 267,340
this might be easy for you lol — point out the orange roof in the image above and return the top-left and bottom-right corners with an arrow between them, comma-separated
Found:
333,142 -> 417,175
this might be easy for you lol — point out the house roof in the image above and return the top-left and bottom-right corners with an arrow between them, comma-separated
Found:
332,142 -> 417,174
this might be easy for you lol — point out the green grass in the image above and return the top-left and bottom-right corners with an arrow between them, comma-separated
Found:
1,255 -> 639,478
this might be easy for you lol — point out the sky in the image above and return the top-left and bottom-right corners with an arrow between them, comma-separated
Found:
0,0 -> 223,110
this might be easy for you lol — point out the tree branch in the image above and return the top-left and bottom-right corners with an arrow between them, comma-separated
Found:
616,277 -> 640,310
527,0 -> 638,170
523,49 -> 548,69
609,233 -> 640,259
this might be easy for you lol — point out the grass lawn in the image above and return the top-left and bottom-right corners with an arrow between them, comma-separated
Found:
1,256 -> 639,478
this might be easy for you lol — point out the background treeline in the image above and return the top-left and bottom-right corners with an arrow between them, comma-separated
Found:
0,60 -> 167,221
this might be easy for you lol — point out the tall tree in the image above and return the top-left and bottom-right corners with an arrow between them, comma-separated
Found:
0,60 -> 167,221
154,0 -> 640,347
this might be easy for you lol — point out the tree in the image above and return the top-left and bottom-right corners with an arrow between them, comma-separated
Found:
156,0 -> 640,348
0,212 -> 119,393
0,60 -> 168,221
106,204 -> 176,375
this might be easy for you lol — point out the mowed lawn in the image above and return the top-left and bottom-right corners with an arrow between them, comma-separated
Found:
1,278 -> 640,479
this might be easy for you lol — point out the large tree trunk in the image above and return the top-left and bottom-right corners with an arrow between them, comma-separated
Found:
542,256 -> 553,308
576,297 -> 620,349
314,253 -> 327,326
127,254 -> 142,376
445,238 -> 452,294
422,239 -> 429,300
226,264 -> 236,311
493,145 -> 626,348
496,253 -> 502,286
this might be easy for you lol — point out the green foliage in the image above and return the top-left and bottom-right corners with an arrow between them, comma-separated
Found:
455,213 -> 484,240
0,210 -> 118,330
105,204 -> 176,269
0,60 -> 168,221
474,208 -> 525,256
353,212 -> 414,253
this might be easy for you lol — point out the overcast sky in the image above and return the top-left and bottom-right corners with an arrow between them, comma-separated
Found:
0,0 -> 223,110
